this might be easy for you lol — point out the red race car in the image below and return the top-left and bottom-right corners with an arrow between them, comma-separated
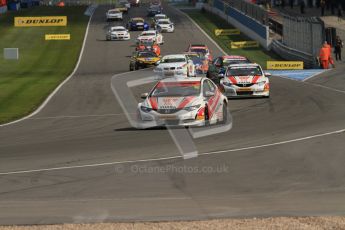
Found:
136,40 -> 161,56
187,44 -> 212,61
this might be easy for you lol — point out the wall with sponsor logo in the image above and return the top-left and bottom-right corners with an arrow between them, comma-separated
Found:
14,16 -> 67,27
202,2 -> 270,49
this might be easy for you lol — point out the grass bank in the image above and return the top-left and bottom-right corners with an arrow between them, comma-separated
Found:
0,6 -> 89,124
183,9 -> 281,67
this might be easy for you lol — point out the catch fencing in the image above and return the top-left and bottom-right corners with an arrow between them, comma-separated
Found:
282,14 -> 325,60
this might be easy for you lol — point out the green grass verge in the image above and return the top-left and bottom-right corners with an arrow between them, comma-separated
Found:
0,6 -> 89,124
183,9 -> 281,67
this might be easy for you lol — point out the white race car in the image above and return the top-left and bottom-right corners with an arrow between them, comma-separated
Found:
155,19 -> 174,33
119,0 -> 131,8
152,14 -> 168,25
136,30 -> 164,45
106,26 -> 130,41
138,77 -> 228,127
155,54 -> 196,77
220,63 -> 270,98
106,9 -> 123,21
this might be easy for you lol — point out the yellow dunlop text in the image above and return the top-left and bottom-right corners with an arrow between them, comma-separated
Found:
14,16 -> 67,27
214,29 -> 240,36
45,34 -> 71,40
230,41 -> 259,49
267,61 -> 304,70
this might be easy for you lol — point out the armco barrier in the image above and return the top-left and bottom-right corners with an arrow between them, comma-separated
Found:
270,40 -> 318,68
203,3 -> 270,49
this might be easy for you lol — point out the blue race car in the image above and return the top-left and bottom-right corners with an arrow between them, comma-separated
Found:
127,17 -> 150,31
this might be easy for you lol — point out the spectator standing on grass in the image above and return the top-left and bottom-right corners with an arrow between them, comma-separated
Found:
334,36 -> 343,61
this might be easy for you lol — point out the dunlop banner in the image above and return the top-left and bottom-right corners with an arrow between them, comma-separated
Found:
214,29 -> 240,36
267,61 -> 304,70
14,16 -> 67,27
45,34 -> 71,40
230,41 -> 259,49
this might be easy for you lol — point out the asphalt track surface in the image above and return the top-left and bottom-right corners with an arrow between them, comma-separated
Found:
1,4 -> 345,225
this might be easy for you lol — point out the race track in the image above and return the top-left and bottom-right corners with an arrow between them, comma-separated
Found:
1,4 -> 345,225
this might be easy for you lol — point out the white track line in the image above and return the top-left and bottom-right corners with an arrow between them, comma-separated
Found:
29,113 -> 130,120
302,69 -> 331,82
0,128 -> 344,176
0,12 -> 95,127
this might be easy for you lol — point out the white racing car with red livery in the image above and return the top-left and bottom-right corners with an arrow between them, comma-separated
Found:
138,77 -> 228,127
220,63 -> 270,98
136,30 -> 164,45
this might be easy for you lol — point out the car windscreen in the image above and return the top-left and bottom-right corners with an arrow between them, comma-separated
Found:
151,82 -> 201,97
190,48 -> 207,54
133,19 -> 144,23
111,28 -> 126,31
161,58 -> 185,63
155,16 -> 166,20
140,41 -> 154,45
138,52 -> 157,58
223,59 -> 249,65
158,21 -> 170,25
227,67 -> 262,76
109,10 -> 120,13
142,32 -> 155,36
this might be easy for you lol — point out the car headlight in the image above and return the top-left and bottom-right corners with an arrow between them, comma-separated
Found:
140,106 -> 152,113
183,104 -> 201,111
222,81 -> 232,86
257,81 -> 266,87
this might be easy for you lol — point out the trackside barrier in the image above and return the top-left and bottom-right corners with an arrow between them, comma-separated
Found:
267,61 -> 304,70
270,40 -> 318,68
230,40 -> 259,49
84,3 -> 98,16
214,29 -> 240,36
203,3 -> 270,49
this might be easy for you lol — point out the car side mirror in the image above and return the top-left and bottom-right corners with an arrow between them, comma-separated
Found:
218,73 -> 224,78
204,91 -> 215,97
141,93 -> 149,99
264,72 -> 271,77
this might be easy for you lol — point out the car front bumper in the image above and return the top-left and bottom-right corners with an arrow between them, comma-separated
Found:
107,35 -> 130,40
221,84 -> 270,97
139,109 -> 205,127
